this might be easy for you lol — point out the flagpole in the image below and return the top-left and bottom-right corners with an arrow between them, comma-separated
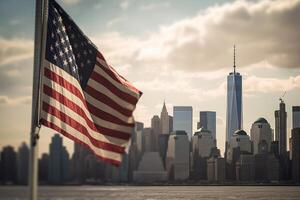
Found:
29,0 -> 48,199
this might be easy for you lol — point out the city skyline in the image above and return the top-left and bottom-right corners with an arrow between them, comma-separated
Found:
1,0 -> 300,157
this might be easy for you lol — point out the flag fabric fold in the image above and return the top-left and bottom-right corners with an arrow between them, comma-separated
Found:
40,0 -> 142,166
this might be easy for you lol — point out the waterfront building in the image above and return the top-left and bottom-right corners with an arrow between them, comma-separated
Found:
16,142 -> 29,185
291,128 -> 300,182
226,46 -> 243,142
151,115 -> 160,151
236,154 -> 255,182
135,122 -> 144,155
226,129 -> 252,180
158,134 -> 169,166
274,100 -> 287,155
48,134 -> 70,184
166,131 -> 190,180
207,157 -> 225,182
143,128 -> 154,152
292,106 -> 300,129
199,111 -> 216,140
38,153 -> 49,183
191,128 -> 216,179
250,118 -> 273,155
173,106 -> 193,140
0,146 -> 17,184
133,151 -> 167,183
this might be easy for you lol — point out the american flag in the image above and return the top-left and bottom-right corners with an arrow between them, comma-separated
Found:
40,0 -> 142,166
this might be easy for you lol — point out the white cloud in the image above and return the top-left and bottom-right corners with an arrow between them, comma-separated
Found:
140,2 -> 170,11
0,95 -> 31,106
106,17 -> 125,28
94,0 -> 300,73
120,0 -> 130,10
244,75 -> 300,93
9,19 -> 20,26
0,37 -> 33,66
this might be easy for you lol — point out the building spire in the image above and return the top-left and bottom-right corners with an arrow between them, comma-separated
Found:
233,44 -> 236,74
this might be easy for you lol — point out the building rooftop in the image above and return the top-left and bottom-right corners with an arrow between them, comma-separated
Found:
170,130 -> 187,136
234,129 -> 247,136
194,128 -> 211,136
254,117 -> 268,124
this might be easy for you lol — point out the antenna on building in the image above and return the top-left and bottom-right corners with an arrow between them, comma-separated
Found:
233,44 -> 236,74
279,91 -> 286,103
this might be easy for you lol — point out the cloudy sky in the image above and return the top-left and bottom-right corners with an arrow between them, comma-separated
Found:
0,0 -> 300,156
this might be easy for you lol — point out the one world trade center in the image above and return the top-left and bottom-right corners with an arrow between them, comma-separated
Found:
226,46 -> 243,142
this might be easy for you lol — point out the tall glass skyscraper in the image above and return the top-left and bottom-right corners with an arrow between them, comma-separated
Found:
226,46 -> 243,142
199,111 -> 216,140
173,106 -> 193,140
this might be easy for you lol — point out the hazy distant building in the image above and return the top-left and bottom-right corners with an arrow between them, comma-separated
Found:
135,122 -> 144,155
133,152 -> 167,183
48,134 -> 69,184
207,157 -> 225,182
151,115 -> 160,151
39,153 -> 49,183
292,106 -> 300,129
192,128 -> 216,179
274,100 -> 287,155
160,101 -> 170,135
17,142 -> 29,185
226,130 -> 252,180
250,118 -> 272,155
143,128 -> 154,152
236,154 -> 255,182
169,115 -> 173,133
199,111 -> 216,140
267,154 -> 280,181
72,142 -> 91,183
226,47 -> 243,142
0,146 -> 17,184
158,134 -> 169,166
166,131 -> 190,180
291,128 -> 300,183
226,130 -> 252,163
173,106 -> 193,140
193,128 -> 216,158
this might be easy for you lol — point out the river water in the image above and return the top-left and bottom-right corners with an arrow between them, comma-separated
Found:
1,186 -> 300,200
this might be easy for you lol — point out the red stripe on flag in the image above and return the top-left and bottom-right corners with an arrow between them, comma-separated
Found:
44,67 -> 88,108
85,85 -> 133,117
90,70 -> 138,105
95,59 -> 141,95
87,101 -> 134,127
43,84 -> 131,140
45,67 -> 134,127
40,118 -> 121,166
42,101 -> 128,150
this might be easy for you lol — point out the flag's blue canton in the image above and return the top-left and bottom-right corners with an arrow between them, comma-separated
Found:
46,0 -> 97,88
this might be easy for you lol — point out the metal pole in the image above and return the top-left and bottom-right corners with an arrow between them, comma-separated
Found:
29,0 -> 48,199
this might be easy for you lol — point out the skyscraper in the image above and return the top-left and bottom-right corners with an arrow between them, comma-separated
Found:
160,101 -> 170,135
226,46 -> 243,142
0,146 -> 17,184
151,115 -> 160,151
17,142 -> 29,185
48,134 -> 69,184
166,131 -> 190,180
291,128 -> 300,183
173,106 -> 193,139
275,99 -> 287,155
292,106 -> 300,129
199,111 -> 216,140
